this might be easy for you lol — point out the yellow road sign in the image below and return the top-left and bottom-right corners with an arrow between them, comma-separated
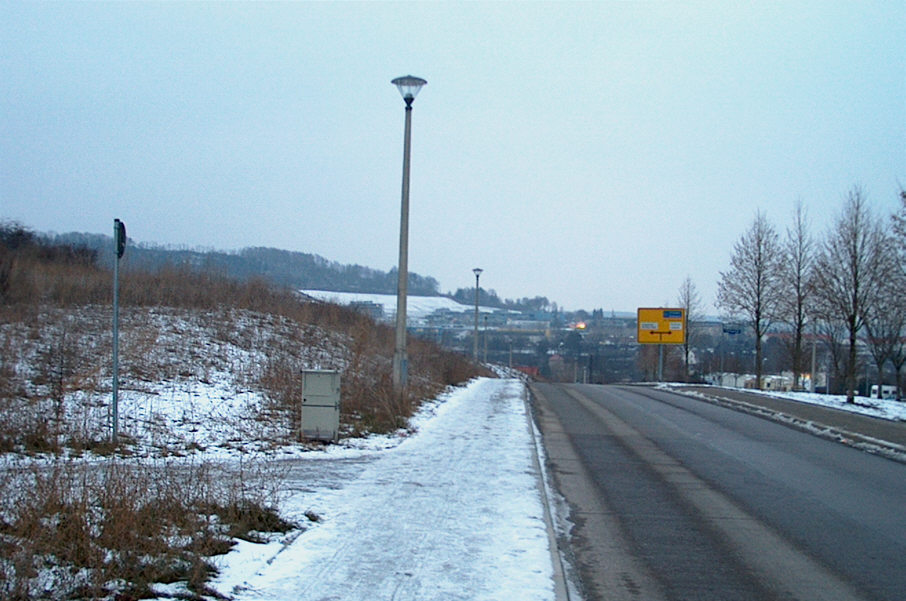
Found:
637,307 -> 686,344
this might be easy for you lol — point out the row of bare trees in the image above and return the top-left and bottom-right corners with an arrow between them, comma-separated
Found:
715,186 -> 906,402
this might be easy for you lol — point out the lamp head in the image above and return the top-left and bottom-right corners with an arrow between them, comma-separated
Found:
392,75 -> 427,106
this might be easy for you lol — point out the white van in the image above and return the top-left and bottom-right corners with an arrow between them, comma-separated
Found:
869,384 -> 898,400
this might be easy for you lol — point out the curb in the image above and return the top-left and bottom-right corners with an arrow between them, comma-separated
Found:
523,385 -> 575,601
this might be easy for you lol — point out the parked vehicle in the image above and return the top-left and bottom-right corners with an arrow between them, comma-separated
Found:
869,384 -> 898,400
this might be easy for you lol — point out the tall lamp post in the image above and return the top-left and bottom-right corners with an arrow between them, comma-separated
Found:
473,268 -> 483,360
391,75 -> 427,395
112,219 -> 126,443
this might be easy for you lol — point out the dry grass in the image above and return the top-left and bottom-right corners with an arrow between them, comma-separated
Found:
0,456 -> 291,600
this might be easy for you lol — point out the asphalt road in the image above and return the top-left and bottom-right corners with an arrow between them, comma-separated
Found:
531,383 -> 906,601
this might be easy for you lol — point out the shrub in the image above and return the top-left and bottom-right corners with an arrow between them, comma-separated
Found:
0,456 -> 291,600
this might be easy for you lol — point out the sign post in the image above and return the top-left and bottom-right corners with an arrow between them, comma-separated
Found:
112,219 -> 126,443
637,308 -> 686,381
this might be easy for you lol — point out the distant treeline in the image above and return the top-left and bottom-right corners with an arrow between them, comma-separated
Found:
449,287 -> 556,313
43,232 -> 443,296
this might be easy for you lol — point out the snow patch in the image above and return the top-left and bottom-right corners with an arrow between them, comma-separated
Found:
301,290 -> 499,320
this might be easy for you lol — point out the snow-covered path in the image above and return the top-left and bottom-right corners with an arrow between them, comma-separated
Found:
213,378 -> 555,601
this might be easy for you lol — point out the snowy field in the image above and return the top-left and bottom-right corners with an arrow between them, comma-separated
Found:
205,378 -> 557,601
300,290 -> 499,320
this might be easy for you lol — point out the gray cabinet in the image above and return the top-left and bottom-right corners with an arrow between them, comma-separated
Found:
301,370 -> 340,442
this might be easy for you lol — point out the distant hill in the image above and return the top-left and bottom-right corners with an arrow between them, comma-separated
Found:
46,232 -> 442,296
41,230 -> 567,314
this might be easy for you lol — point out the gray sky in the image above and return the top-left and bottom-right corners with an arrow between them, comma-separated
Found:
2,2 -> 903,312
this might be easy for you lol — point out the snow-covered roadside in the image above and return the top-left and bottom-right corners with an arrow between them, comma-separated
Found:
759,389 -> 906,422
664,384 -> 906,422
208,378 -> 557,601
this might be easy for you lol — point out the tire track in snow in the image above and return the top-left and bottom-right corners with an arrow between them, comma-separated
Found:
226,378 -> 555,601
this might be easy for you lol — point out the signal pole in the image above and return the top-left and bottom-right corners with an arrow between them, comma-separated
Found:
112,219 -> 126,443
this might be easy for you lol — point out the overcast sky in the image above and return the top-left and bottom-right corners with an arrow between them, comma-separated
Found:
2,2 -> 903,312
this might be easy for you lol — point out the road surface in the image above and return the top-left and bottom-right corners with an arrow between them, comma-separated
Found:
531,383 -> 906,601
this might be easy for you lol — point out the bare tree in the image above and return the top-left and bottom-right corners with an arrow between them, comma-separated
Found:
813,302 -> 848,394
892,189 -> 906,274
862,269 -> 905,398
892,188 -> 906,302
891,330 -> 906,401
813,186 -> 887,403
717,211 -> 785,389
887,189 -> 906,398
778,200 -> 815,390
675,275 -> 702,382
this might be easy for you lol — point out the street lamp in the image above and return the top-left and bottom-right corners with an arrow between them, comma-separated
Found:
391,75 -> 427,395
473,268 -> 483,360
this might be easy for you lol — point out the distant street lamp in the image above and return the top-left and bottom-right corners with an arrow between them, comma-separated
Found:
391,75 -> 427,395
473,268 -> 483,360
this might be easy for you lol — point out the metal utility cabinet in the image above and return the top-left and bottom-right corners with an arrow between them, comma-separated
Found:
301,369 -> 341,442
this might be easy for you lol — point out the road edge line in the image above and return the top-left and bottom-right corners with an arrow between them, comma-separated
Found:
522,382 -> 575,601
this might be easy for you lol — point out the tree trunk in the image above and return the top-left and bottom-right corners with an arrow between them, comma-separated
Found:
846,325 -> 857,403
684,344 -> 690,383
755,333 -> 763,390
792,330 -> 803,391
897,364 -> 905,401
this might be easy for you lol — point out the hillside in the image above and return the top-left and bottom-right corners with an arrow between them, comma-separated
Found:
2,305 -> 344,455
1,224 -> 485,449
0,223 -> 486,599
